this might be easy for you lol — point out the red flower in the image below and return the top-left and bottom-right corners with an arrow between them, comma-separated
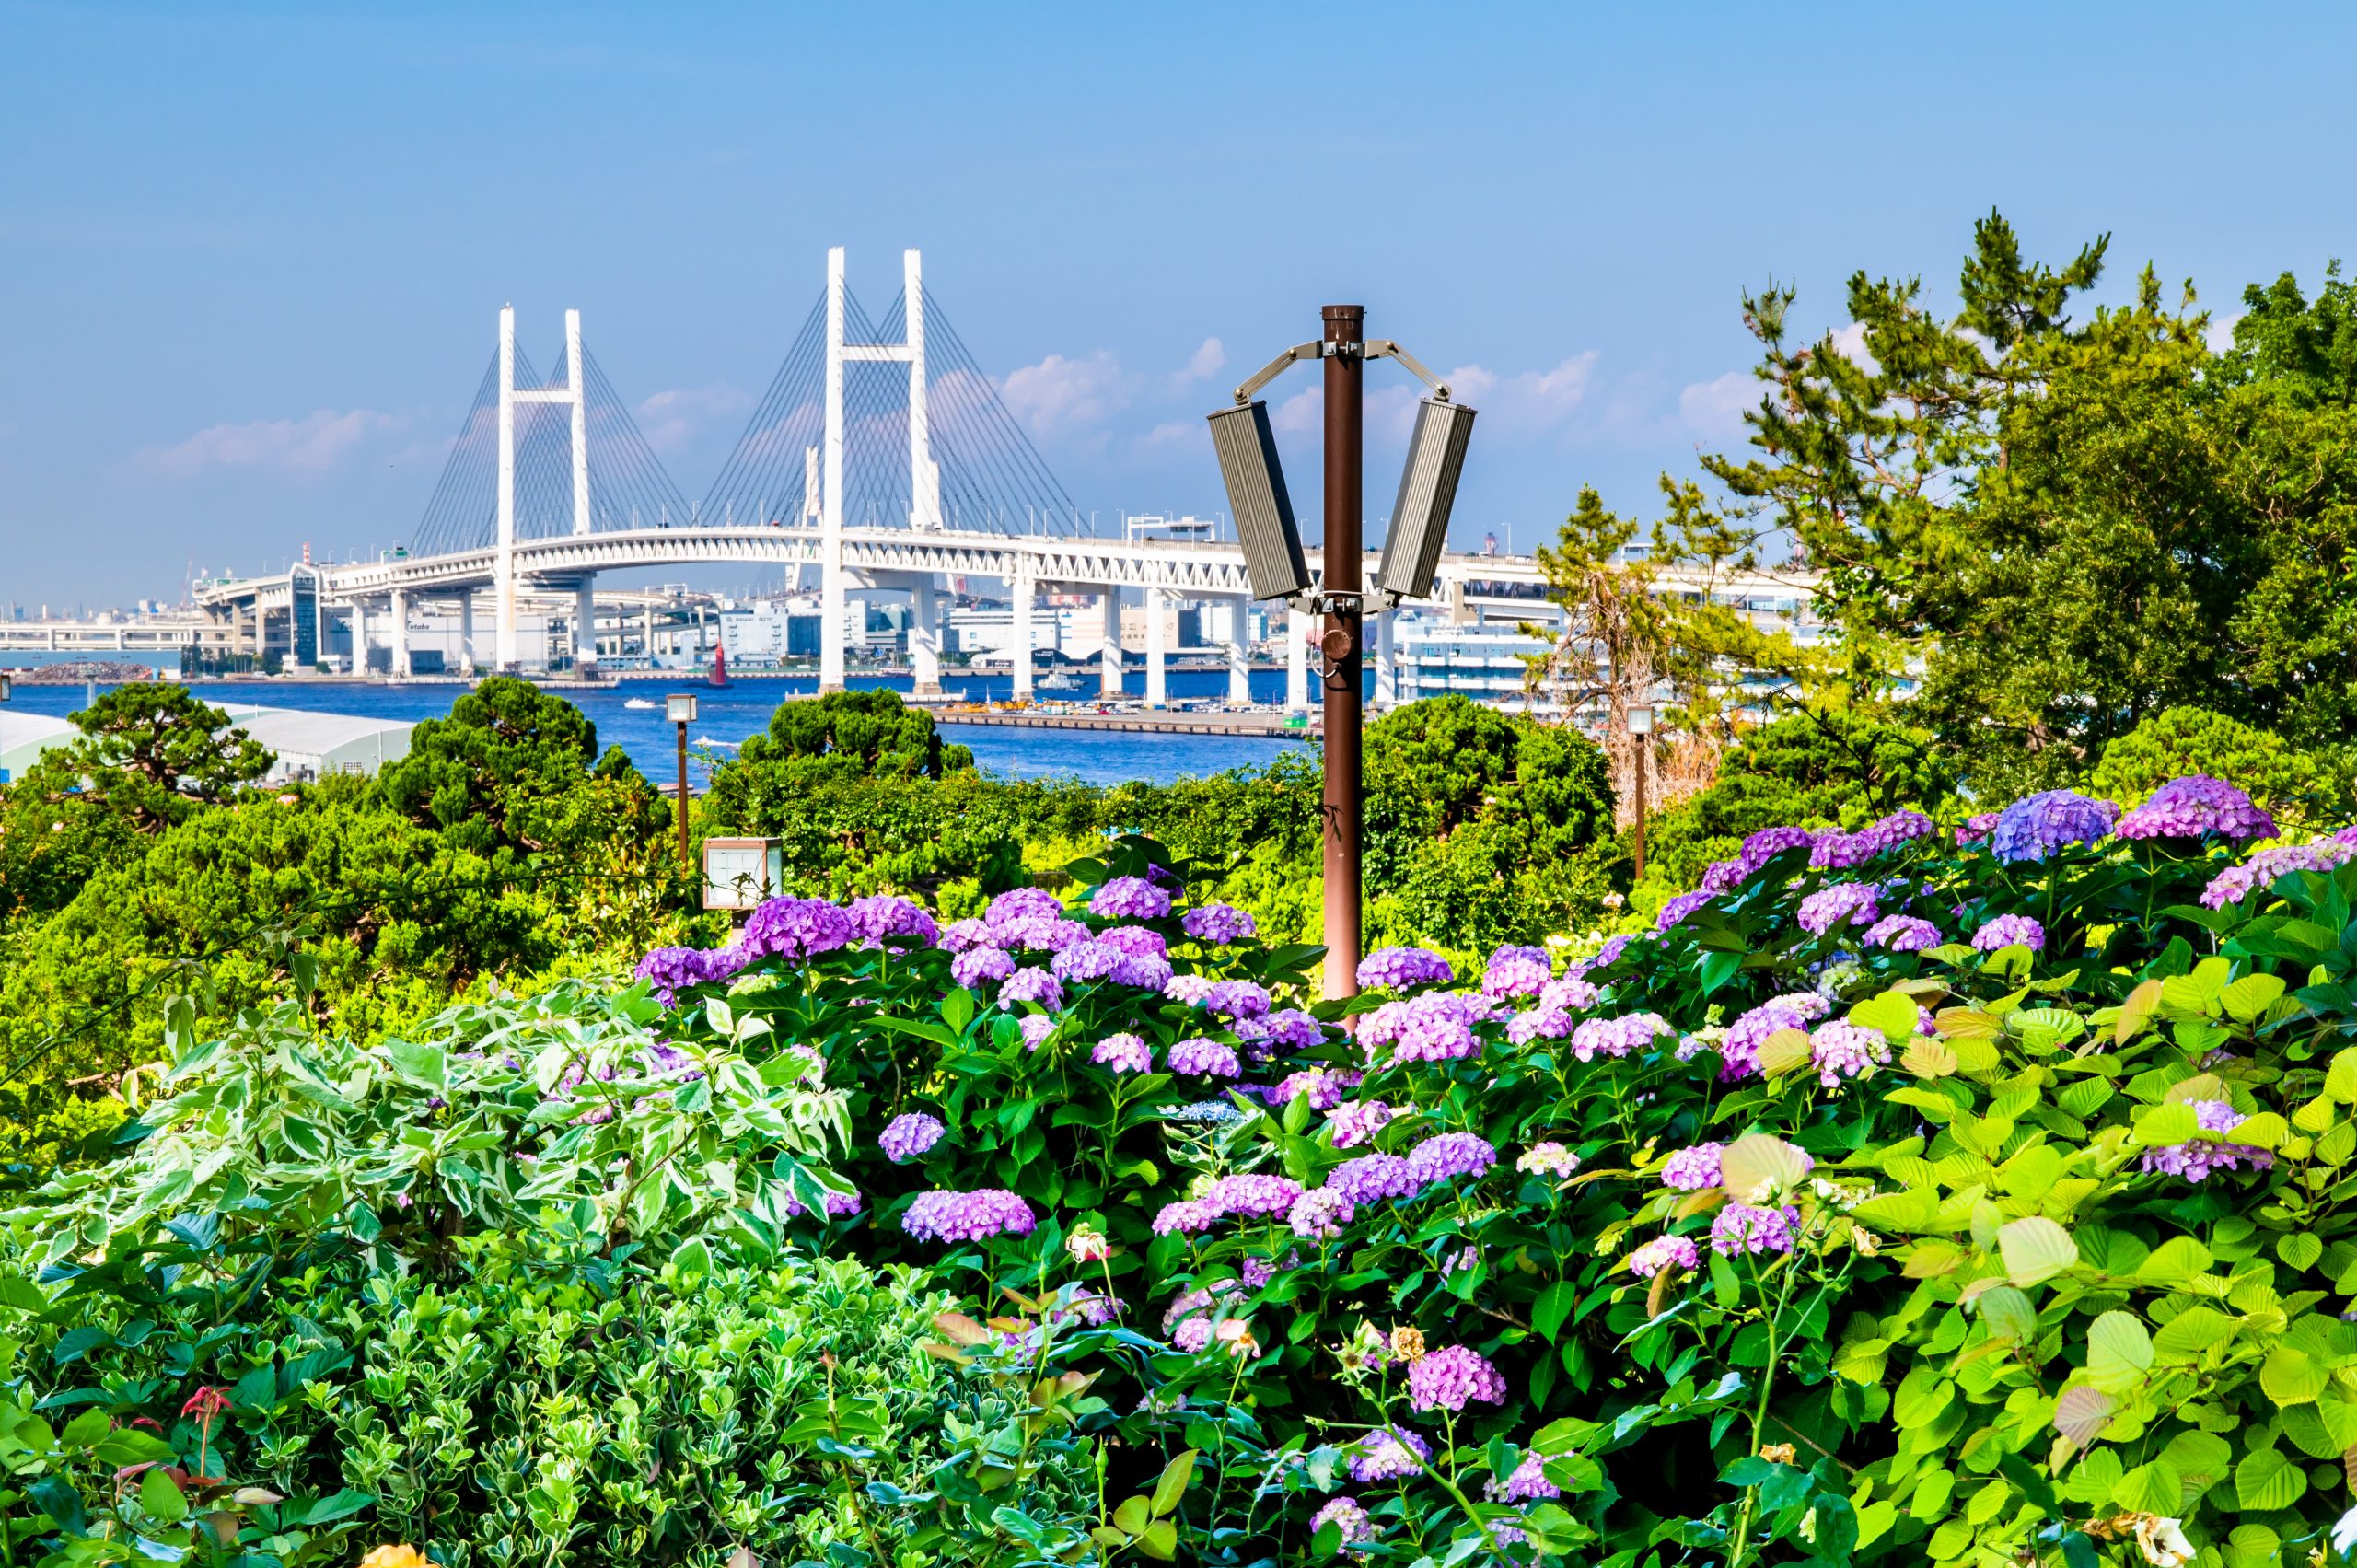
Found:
180,1387 -> 229,1423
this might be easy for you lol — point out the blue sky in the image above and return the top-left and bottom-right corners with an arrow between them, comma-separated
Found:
3,0 -> 2349,608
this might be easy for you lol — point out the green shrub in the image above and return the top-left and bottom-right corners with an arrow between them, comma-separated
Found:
2091,703 -> 2347,830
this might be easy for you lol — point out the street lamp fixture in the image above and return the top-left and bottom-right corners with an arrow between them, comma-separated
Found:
667,693 -> 699,868
0,672 -> 12,703
1626,704 -> 1654,880
1205,318 -> 1479,1001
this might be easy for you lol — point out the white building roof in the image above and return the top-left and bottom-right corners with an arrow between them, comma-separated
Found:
215,705 -> 413,777
0,712 -> 75,781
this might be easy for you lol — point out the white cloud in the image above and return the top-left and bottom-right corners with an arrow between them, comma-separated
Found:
1434,353 -> 1597,438
140,409 -> 400,473
1678,370 -> 1755,436
1176,337 -> 1225,384
1001,351 -> 1131,436
1271,385 -> 1322,434
2205,312 -> 2244,354
1825,320 -> 1874,366
636,384 -> 754,453
1143,420 -> 1202,447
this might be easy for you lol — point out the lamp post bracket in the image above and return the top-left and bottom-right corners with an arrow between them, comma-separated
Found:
1364,340 -> 1450,401
1233,342 -> 1322,406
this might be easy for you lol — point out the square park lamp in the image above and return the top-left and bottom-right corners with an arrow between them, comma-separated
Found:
667,693 -> 700,725
1205,401 -> 1312,601
1374,398 -> 1477,604
1625,703 -> 1653,736
703,836 -> 784,912
0,672 -> 11,703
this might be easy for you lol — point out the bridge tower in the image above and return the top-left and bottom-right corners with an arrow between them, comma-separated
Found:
494,305 -> 592,672
822,247 -> 942,692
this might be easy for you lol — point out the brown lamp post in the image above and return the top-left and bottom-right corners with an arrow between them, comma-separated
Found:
1627,703 -> 1654,881
666,691 -> 698,868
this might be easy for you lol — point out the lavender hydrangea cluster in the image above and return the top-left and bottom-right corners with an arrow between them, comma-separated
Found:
783,1186 -> 865,1220
2141,1100 -> 2277,1182
1796,882 -> 1881,936
1327,1099 -> 1394,1148
1204,979 -> 1271,1020
1517,1141 -> 1580,1177
900,1188 -> 1035,1243
1809,1020 -> 1890,1088
1347,1427 -> 1431,1483
1180,902 -> 1256,944
879,1111 -> 946,1163
1406,1345 -> 1507,1411
1091,1032 -> 1154,1074
1656,890 -> 1716,931
633,946 -> 739,1005
1568,1012 -> 1668,1062
998,967 -> 1064,1009
1970,914 -> 2046,953
1658,1143 -> 1723,1191
1308,1496 -> 1376,1550
1364,991 -> 1488,1063
1089,876 -> 1171,921
1627,1234 -> 1701,1278
1481,945 -> 1554,999
1327,1153 -> 1417,1204
1205,1172 -> 1303,1217
1168,1037 -> 1241,1078
1042,940 -> 1118,986
1710,1202 -> 1798,1257
1717,993 -> 1829,1080
1152,1198 -> 1225,1237
1540,973 -> 1599,1013
1506,1007 -> 1574,1045
1273,1067 -> 1361,1111
1740,825 -> 1818,867
1260,1008 -> 1329,1050
1864,913 -> 1942,952
1404,1131 -> 1498,1187
1356,946 -> 1455,991
1956,811 -> 1999,845
1486,1455 -> 1562,1504
1990,790 -> 2117,863
846,894 -> 938,947
740,897 -> 854,961
1809,809 -> 1935,869
2116,774 -> 2277,842
1573,933 -> 1636,974
1287,1186 -> 1355,1239
2201,837 -> 2357,909
951,947 -> 1017,989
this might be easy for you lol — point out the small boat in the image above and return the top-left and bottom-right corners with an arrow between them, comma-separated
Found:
693,736 -> 741,749
623,697 -> 658,710
1039,669 -> 1086,692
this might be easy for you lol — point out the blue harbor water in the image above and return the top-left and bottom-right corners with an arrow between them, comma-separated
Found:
6,669 -> 1324,786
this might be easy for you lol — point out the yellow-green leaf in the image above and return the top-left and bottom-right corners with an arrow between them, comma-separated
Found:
1850,990 -> 1920,1042
1150,1449 -> 1197,1516
1758,1028 -> 1814,1078
2052,1385 -> 2114,1447
139,1467 -> 188,1525
2086,1311 -> 2153,1394
1720,1133 -> 1814,1200
2151,1306 -> 2241,1364
2134,1102 -> 2199,1147
1902,1039 -> 1957,1078
2113,1459 -> 2181,1516
2279,1233 -> 2324,1272
2115,978 -> 2164,1043
1997,1215 -> 2078,1287
2222,973 -> 2287,1024
2263,1343 -> 2329,1407
2234,1446 -> 2307,1512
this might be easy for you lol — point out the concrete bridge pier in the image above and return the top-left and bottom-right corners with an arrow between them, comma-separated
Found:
572,579 -> 598,676
1144,587 -> 1167,709
351,599 -> 370,675
909,579 -> 943,695
1010,573 -> 1035,701
1098,588 -> 1122,698
1286,603 -> 1310,714
459,593 -> 476,675
1374,609 -> 1398,710
1225,594 -> 1252,706
390,589 -> 411,679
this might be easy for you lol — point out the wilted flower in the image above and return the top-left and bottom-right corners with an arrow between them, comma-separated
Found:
1517,1141 -> 1580,1177
1627,1234 -> 1701,1278
1406,1344 -> 1506,1411
358,1550 -> 433,1568
2116,774 -> 2275,842
879,1111 -> 947,1163
1066,1225 -> 1109,1263
2132,1516 -> 2195,1568
1214,1318 -> 1261,1358
1388,1325 -> 1427,1361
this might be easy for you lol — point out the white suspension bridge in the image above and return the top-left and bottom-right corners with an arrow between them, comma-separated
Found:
183,248 -> 1809,711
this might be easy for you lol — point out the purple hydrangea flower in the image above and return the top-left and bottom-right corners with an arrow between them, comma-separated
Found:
1406,1345 -> 1507,1411
1100,924 -> 1168,959
1327,1099 -> 1394,1148
634,947 -> 718,1005
847,894 -> 938,947
986,888 -> 1064,926
1956,811 -> 2000,846
1739,825 -> 1818,870
1357,947 -> 1455,991
1347,1427 -> 1431,1483
1288,1186 -> 1355,1239
1051,939 -> 1127,983
1275,1067 -> 1361,1111
1181,902 -> 1257,944
1090,876 -> 1172,921
1506,1006 -> 1575,1045
1796,882 -> 1881,936
1572,934 -> 1636,974
1169,1037 -> 1241,1078
1239,1252 -> 1298,1289
1864,913 -> 1942,952
1091,1032 -> 1153,1074
2201,837 -> 2357,909
1810,1020 -> 1890,1088
1657,890 -> 1715,931
1309,1496 -> 1376,1550
1206,979 -> 1271,1020
1716,994 -> 1827,1080
998,967 -> 1064,1009
1628,1234 -> 1701,1278
995,914 -> 1089,953
939,917 -> 993,953
1539,974 -> 1599,1012
1328,1153 -> 1417,1204
2117,775 -> 2277,842
1019,1014 -> 1056,1051
1481,945 -> 1553,999
784,1186 -> 865,1220
740,897 -> 854,962
1404,1132 -> 1498,1187
1991,790 -> 2118,863
1970,914 -> 2046,953
1207,1172 -> 1303,1217
951,947 -> 1017,988
1364,991 -> 1491,1063
1111,952 -> 1175,990
1659,1143 -> 1724,1191
1261,1008 -> 1328,1050
1152,1198 -> 1225,1236
1165,974 -> 1217,1005
1568,1012 -> 1668,1062
1487,1455 -> 1562,1504
879,1111 -> 946,1163
2141,1099 -> 2277,1182
1701,858 -> 1747,894
1173,1317 -> 1214,1352
1810,810 -> 1935,869
1710,1202 -> 1798,1257
901,1188 -> 1036,1243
